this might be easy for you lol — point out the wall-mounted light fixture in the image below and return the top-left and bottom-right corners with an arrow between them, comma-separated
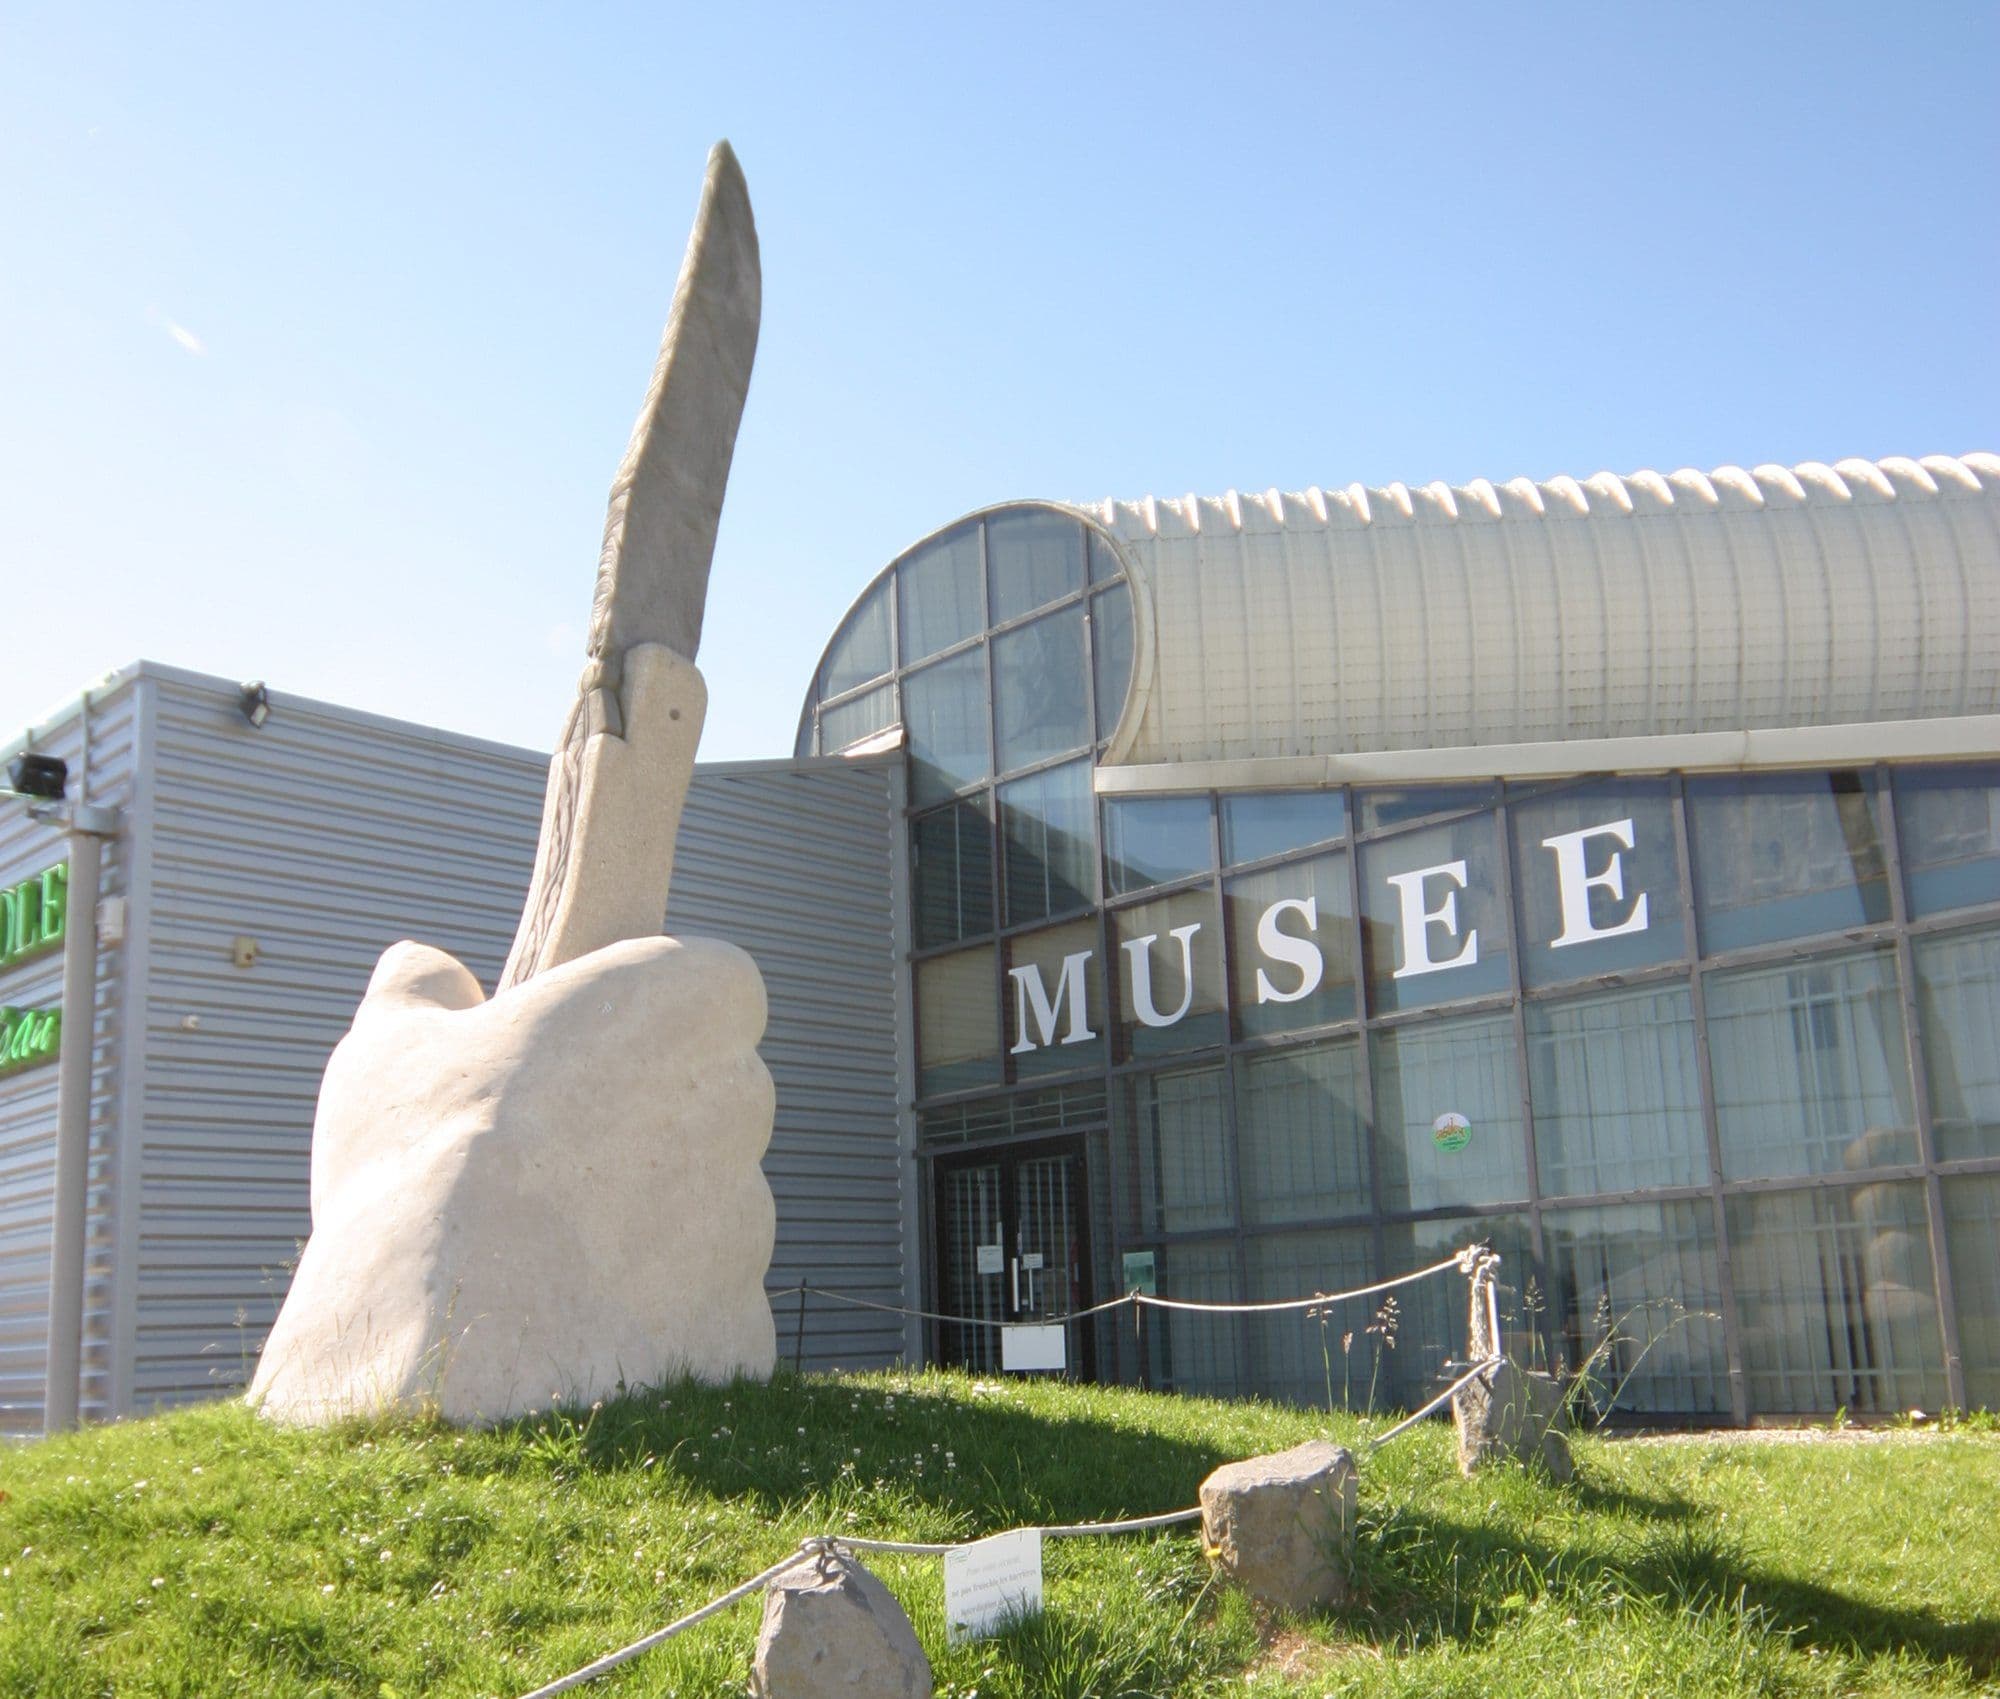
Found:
238,681 -> 271,730
5,752 -> 68,801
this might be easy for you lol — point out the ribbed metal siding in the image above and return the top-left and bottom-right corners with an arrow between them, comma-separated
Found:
666,762 -> 909,1371
129,671 -> 547,1411
1090,452 -> 2000,767
125,666 -> 907,1411
0,683 -> 139,1432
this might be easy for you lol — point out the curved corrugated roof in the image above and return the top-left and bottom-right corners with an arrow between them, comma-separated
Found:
1075,453 -> 2000,785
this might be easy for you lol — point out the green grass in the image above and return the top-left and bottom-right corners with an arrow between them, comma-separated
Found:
1,1372 -> 1994,1697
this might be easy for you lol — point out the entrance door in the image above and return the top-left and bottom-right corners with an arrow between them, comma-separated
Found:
933,1140 -> 1091,1376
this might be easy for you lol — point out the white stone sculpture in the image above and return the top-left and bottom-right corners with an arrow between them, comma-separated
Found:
250,142 -> 776,1424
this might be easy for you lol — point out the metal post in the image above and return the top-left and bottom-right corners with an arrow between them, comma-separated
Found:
45,815 -> 112,1433
793,1282 -> 809,1373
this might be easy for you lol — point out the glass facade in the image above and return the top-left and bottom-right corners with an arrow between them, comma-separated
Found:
799,504 -> 2000,1420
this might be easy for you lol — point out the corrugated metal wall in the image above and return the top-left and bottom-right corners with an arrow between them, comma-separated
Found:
116,665 -> 908,1415
0,680 -> 139,1433
665,760 -> 911,1370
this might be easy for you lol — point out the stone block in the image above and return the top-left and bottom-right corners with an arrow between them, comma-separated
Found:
1198,1440 -> 1358,1612
751,1548 -> 932,1699
1453,1360 -> 1573,1481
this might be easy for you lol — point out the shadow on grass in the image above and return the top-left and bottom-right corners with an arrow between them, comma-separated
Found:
1349,1500 -> 1998,1679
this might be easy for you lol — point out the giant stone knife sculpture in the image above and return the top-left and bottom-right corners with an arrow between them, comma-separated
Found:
249,143 -> 778,1424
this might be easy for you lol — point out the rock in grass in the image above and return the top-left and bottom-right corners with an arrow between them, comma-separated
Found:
1198,1440 -> 1358,1611
1453,1359 -> 1574,1481
751,1547 -> 932,1698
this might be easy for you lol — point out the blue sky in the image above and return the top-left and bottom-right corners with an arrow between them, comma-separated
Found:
3,2 -> 1994,762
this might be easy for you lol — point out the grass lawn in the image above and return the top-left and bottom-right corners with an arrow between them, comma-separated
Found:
0,1371 -> 1993,1697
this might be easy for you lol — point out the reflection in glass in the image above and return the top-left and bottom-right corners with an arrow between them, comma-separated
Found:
1112,888 -> 1225,1059
987,510 -> 1084,624
1511,780 -> 1684,987
1914,923 -> 2000,1162
1726,1182 -> 1944,1414
1897,764 -> 2000,917
1381,1213 -> 1532,1409
1087,529 -> 1125,584
1222,791 -> 1348,866
916,946 -> 999,1097
1245,1229 -> 1373,1408
993,608 -> 1090,773
1358,783 -> 1495,833
1005,919 -> 1104,1080
1542,1202 -> 1728,1414
904,648 -> 989,806
912,796 -> 992,948
1706,949 -> 1915,1180
1091,583 -> 1134,742
1689,771 -> 1889,952
1234,1039 -> 1368,1225
999,760 -> 1094,927
1142,1238 -> 1244,1397
1226,852 -> 1356,1038
1372,1013 -> 1528,1211
1360,814 -> 1511,1013
1527,984 -> 1705,1196
1944,1174 -> 2000,1412
899,523 -> 984,664
1115,1065 -> 1231,1236
818,683 -> 896,755
820,577 -> 892,696
1103,795 -> 1211,896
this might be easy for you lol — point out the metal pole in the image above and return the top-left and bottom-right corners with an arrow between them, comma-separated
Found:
44,822 -> 106,1434
793,1282 -> 809,1372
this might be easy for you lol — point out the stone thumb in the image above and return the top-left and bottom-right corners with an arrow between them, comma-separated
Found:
359,940 -> 486,1015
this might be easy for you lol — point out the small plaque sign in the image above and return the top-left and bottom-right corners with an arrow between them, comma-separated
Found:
1000,1322 -> 1066,1372
975,1243 -> 1004,1275
1432,1111 -> 1472,1153
1122,1249 -> 1157,1295
944,1528 -> 1043,1643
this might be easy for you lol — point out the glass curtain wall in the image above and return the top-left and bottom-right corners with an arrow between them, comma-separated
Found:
799,518 -> 2000,1419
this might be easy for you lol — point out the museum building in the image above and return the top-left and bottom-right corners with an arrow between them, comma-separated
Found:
3,451 -> 1997,1431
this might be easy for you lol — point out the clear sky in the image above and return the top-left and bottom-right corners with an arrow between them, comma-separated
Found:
3,2 -> 1995,764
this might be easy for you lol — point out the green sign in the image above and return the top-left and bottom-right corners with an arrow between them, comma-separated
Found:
1432,1112 -> 1472,1154
1121,1250 -> 1158,1296
0,862 -> 67,972
0,1005 -> 60,1077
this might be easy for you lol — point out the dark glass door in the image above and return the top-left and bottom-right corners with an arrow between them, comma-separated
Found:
933,1139 -> 1091,1376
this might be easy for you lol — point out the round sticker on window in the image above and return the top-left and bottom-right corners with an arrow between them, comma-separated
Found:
1432,1112 -> 1471,1153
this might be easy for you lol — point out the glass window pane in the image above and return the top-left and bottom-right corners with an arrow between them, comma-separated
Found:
1372,1011 -> 1529,1211
1361,813 -> 1511,1013
1091,583 -> 1133,741
1358,783 -> 1495,833
999,760 -> 1094,928
1689,771 -> 1890,952
987,509 -> 1084,624
1234,1038 -> 1369,1225
1245,1229 -> 1374,1409
1226,851 -> 1357,1038
820,577 -> 892,696
1087,529 -> 1124,585
1511,780 -> 1685,988
1726,1182 -> 1944,1415
1527,983 -> 1706,1196
993,607 -> 1089,773
898,523 -> 983,664
819,682 -> 896,755
1897,763 -> 2000,918
1222,791 -> 1348,866
912,796 -> 992,948
1706,949 -> 1916,1181
1103,795 -> 1211,897
1133,1238 -> 1244,1397
1943,1173 -> 2000,1412
1115,1064 -> 1232,1236
794,699 -> 816,759
1005,919 -> 1104,1080
1915,922 -> 2000,1162
1380,1213 -> 1533,1410
904,649 -> 989,806
916,946 -> 999,1097
1542,1201 -> 1729,1415
1111,887 -> 1225,1060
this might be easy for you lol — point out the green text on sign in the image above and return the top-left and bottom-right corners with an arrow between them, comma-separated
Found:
0,1006 -> 60,1077
0,863 -> 68,972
